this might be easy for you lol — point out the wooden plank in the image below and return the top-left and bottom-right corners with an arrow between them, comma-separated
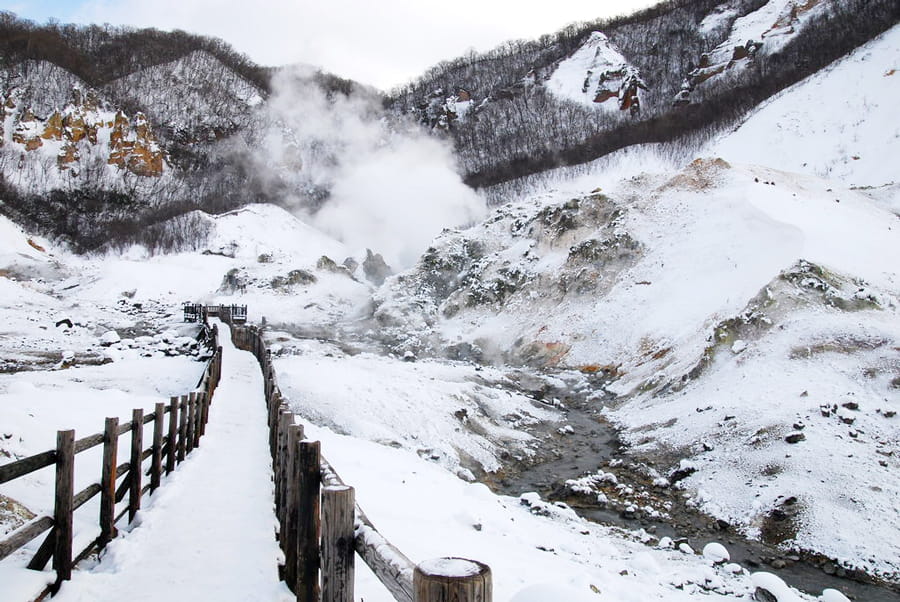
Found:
72,482 -> 101,511
177,395 -> 188,462
73,432 -> 104,455
26,526 -> 56,571
295,440 -> 321,602
53,429 -> 75,584
166,397 -> 178,474
354,507 -> 415,602
413,558 -> 492,602
100,417 -> 119,547
322,485 -> 355,602
116,421 -> 133,436
0,449 -> 56,484
151,402 -> 165,491
0,515 -> 53,562
128,409 -> 143,522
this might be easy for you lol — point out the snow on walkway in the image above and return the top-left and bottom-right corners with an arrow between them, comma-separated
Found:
55,321 -> 292,602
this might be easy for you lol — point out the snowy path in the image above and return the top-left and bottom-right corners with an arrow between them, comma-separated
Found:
55,321 -> 292,602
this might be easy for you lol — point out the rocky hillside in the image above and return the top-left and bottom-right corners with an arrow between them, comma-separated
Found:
390,0 -> 899,188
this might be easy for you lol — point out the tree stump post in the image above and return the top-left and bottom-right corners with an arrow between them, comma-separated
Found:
128,408 -> 143,522
52,429 -> 75,585
99,417 -> 119,546
321,485 -> 355,602
414,558 -> 492,602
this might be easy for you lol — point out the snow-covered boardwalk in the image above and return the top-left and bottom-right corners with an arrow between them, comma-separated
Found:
55,322 -> 291,602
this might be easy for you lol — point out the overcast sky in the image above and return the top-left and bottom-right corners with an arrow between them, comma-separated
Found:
7,0 -> 660,89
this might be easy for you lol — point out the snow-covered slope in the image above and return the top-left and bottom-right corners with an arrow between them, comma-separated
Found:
679,0 -> 831,102
106,50 -> 265,140
711,24 -> 900,194
372,154 -> 899,577
547,32 -> 646,113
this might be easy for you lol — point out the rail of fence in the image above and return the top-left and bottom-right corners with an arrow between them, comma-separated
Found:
0,324 -> 223,600
228,323 -> 493,602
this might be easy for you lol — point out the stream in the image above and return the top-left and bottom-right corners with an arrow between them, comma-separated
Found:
488,388 -> 900,602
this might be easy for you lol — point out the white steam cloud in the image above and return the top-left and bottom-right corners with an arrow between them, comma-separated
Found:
257,68 -> 486,270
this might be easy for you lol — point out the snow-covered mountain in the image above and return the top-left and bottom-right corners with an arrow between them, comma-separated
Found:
2,5 -> 899,602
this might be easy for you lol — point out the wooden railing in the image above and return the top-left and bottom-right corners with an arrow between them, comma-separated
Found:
0,325 -> 223,599
228,324 -> 493,602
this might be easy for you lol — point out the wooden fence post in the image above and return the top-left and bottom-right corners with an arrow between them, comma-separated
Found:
166,397 -> 178,474
283,424 -> 304,587
295,440 -> 321,602
199,391 -> 210,438
321,485 -> 355,602
275,411 -> 292,527
151,402 -> 165,491
99,417 -> 119,546
53,429 -> 75,585
186,392 -> 197,454
414,558 -> 492,602
177,395 -> 188,462
128,409 -> 143,522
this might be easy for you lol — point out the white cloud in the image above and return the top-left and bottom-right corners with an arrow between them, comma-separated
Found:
73,0 -> 659,89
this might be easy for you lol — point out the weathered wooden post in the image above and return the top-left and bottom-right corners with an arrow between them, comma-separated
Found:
99,417 -> 119,546
414,558 -> 492,602
166,397 -> 178,474
295,440 -> 321,602
53,429 -> 75,585
128,409 -> 143,522
199,391 -> 210,438
186,392 -> 197,454
283,424 -> 304,586
177,395 -> 188,462
276,411 -> 292,526
151,402 -> 165,491
321,485 -> 355,602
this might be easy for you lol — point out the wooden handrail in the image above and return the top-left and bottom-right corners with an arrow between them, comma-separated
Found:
229,323 -> 491,602
0,322 -> 223,598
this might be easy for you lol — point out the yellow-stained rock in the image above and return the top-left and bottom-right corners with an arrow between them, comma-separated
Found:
42,110 -> 64,140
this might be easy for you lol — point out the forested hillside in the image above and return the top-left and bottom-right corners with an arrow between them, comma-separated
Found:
389,0 -> 900,187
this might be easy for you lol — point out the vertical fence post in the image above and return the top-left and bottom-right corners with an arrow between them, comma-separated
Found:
151,402 -> 164,492
52,429 -> 75,586
283,424 -> 304,587
177,395 -> 188,462
295,440 -> 321,602
275,411 -> 292,530
413,558 -> 492,602
199,391 -> 210,439
99,417 -> 119,546
166,397 -> 178,474
128,409 -> 143,522
321,485 -> 355,602
186,392 -> 197,454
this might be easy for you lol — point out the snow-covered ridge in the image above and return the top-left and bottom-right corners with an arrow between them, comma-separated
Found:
547,32 -> 646,113
711,23 -> 900,193
106,50 -> 265,139
676,0 -> 831,104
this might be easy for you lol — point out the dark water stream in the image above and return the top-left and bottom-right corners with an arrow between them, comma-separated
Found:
490,398 -> 900,602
